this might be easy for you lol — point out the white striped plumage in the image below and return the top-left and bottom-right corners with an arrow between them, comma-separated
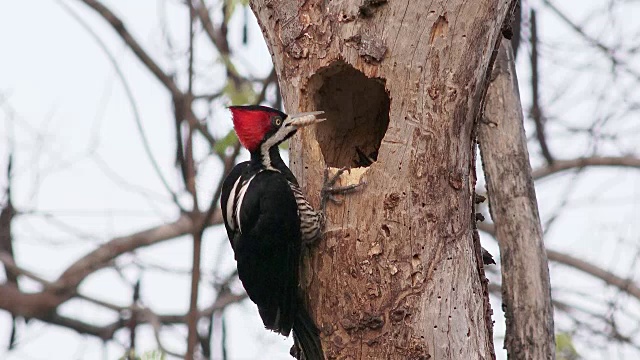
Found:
235,175 -> 258,234
287,181 -> 323,243
225,177 -> 241,231
226,173 -> 259,235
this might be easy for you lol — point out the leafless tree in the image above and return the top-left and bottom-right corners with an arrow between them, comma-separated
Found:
0,0 -> 639,359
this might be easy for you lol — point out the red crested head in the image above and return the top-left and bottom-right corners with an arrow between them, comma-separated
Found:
229,105 -> 286,152
229,105 -> 326,157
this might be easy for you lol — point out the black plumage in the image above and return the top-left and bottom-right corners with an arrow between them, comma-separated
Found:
222,165 -> 300,333
221,106 -> 325,360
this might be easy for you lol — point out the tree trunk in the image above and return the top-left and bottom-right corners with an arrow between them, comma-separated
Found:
478,40 -> 555,360
249,1 -> 516,358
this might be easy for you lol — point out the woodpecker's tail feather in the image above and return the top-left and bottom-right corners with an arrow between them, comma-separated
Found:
292,307 -> 324,360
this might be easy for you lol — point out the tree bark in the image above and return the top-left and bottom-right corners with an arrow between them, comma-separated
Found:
249,1 -> 516,358
478,39 -> 555,360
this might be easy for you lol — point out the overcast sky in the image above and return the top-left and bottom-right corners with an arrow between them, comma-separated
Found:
1,0 -> 639,359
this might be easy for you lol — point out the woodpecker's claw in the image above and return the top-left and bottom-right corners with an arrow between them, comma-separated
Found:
324,167 -> 346,189
320,167 -> 365,214
325,195 -> 343,205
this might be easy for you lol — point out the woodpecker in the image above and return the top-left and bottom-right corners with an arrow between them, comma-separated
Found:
222,105 -> 356,360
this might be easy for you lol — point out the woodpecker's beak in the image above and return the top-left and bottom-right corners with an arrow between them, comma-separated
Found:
286,111 -> 326,128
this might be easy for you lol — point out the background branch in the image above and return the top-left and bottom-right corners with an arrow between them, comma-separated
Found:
59,0 -> 182,208
532,156 -> 640,180
478,38 -> 555,358
530,9 -> 554,165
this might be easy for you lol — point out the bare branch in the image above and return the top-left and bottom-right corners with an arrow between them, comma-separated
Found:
48,311 -> 124,340
532,156 -> 640,180
51,213 -> 213,297
0,279 -> 246,343
487,279 -> 640,349
188,3 -> 196,96
0,210 -> 223,321
128,280 -> 141,358
478,223 -> 640,302
194,0 -> 230,56
0,154 -> 17,287
0,251 -> 127,313
186,228 -> 203,359
542,0 -> 640,82
478,39 -> 555,358
78,0 -> 217,148
58,0 -> 182,207
530,9 -> 554,164
142,307 -> 185,358
194,92 -> 224,101
0,252 -> 49,285
193,0 -> 247,88
186,7 -> 203,351
547,249 -> 640,302
78,0 -> 181,97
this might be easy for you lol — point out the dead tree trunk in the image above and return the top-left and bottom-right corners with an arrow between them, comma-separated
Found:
249,1 -> 516,358
479,40 -> 555,360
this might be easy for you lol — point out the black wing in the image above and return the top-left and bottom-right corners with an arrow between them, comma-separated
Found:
233,170 -> 301,336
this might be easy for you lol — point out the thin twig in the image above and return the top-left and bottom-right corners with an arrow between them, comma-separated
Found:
0,275 -> 247,342
58,0 -> 182,208
127,280 -> 141,359
188,3 -> 196,96
477,225 -> 640,302
79,0 -> 181,96
186,4 -> 203,355
221,312 -> 228,360
142,307 -> 186,358
194,0 -> 229,55
541,170 -> 582,234
0,251 -> 123,312
186,219 -> 203,358
192,0 -> 244,84
532,156 -> 640,180
0,251 -> 45,284
530,9 -> 554,164
542,0 -> 640,82
78,0 -> 217,148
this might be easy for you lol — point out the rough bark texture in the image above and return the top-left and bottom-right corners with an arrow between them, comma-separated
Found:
249,1 -> 516,358
478,40 -> 555,360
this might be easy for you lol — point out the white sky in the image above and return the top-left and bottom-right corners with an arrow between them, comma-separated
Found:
0,0 -> 639,359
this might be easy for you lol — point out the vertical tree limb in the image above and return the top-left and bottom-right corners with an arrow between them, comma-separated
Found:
185,4 -> 203,357
530,9 -> 554,165
126,280 -> 141,359
478,39 -> 555,359
1,154 -> 18,350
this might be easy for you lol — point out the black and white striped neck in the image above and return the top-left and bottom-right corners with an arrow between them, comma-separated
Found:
251,146 -> 285,172
250,146 -> 299,185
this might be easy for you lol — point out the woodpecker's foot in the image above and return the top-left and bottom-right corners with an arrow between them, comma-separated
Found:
320,167 -> 365,214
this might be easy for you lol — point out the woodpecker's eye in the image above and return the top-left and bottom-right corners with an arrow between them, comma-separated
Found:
273,116 -> 282,126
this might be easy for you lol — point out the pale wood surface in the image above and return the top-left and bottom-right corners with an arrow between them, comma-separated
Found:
479,40 -> 555,360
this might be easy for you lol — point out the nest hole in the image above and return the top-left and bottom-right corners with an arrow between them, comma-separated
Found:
308,62 -> 390,168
